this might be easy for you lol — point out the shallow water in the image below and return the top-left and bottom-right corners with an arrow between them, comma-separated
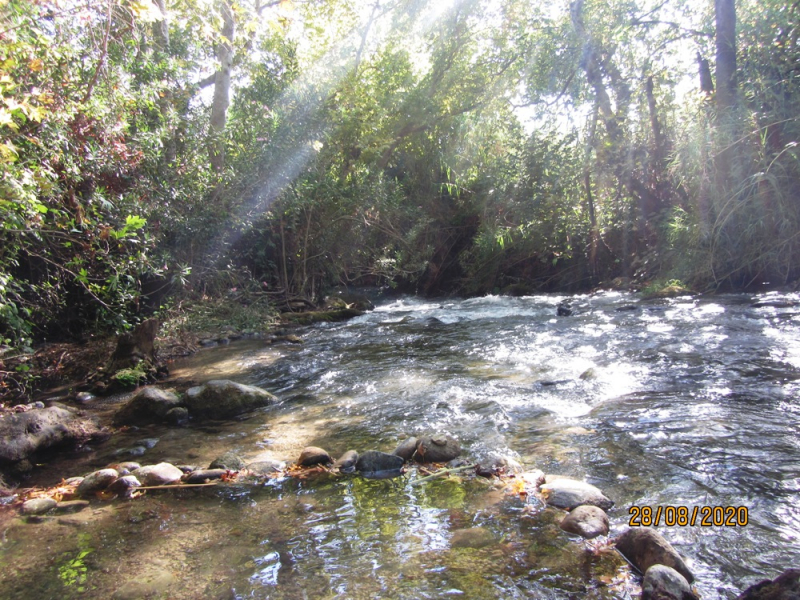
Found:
1,291 -> 799,599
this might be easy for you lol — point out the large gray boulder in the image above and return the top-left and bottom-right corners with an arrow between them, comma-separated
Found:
0,405 -> 103,467
642,565 -> 698,600
184,380 -> 277,420
540,477 -> 614,511
615,527 -> 694,584
113,387 -> 182,425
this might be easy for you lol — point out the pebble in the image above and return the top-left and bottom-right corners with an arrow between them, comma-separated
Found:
297,447 -> 332,467
559,505 -> 609,539
76,468 -> 119,498
132,462 -> 183,486
183,469 -> 227,484
539,477 -> 614,511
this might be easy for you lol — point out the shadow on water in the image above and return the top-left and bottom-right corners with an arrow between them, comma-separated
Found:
1,292 -> 800,599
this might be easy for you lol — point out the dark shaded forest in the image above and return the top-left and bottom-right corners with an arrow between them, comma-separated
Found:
1,0 -> 799,350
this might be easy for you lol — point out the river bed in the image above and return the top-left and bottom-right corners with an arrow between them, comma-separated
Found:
1,291 -> 798,599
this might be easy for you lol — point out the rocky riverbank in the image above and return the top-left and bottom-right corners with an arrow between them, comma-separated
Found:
1,383 -> 796,600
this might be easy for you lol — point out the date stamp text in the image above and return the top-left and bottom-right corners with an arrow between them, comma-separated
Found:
628,505 -> 748,527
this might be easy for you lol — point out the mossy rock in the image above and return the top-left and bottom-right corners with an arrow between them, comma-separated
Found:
641,281 -> 692,299
109,364 -> 152,391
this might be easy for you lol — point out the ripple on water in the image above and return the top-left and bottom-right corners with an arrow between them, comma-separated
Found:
2,293 -> 799,599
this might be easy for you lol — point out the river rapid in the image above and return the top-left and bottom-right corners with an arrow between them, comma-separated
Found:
1,291 -> 799,599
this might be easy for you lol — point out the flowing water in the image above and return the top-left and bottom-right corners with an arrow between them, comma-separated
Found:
1,291 -> 799,599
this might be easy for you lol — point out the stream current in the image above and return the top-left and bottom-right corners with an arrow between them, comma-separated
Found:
1,291 -> 799,599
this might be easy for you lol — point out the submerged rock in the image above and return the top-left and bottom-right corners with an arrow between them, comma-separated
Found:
132,462 -> 183,486
333,450 -> 359,473
451,527 -> 496,549
559,504 -> 609,539
297,447 -> 332,467
355,450 -> 404,476
415,434 -> 461,463
77,468 -> 119,498
184,380 -> 277,420
736,569 -> 800,599
246,460 -> 284,476
208,451 -> 245,471
642,565 -> 698,600
392,437 -> 419,461
112,387 -> 181,426
615,527 -> 694,584
540,477 -> 613,511
54,500 -> 90,514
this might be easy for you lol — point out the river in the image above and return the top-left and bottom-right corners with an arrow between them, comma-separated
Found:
0,291 -> 798,599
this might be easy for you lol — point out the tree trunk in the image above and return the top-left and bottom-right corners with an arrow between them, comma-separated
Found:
715,0 -> 737,113
153,0 -> 176,167
210,0 -> 235,172
107,318 -> 159,373
713,0 -> 738,200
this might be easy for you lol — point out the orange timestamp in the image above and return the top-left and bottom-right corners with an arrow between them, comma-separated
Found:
629,505 -> 749,527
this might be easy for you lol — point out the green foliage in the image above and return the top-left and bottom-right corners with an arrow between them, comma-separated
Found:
57,534 -> 93,593
1,0 -> 798,353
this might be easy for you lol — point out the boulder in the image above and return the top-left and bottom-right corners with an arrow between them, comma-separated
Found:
414,434 -> 461,463
642,565 -> 698,600
559,505 -> 609,539
737,569 -> 800,599
297,447 -> 332,467
539,478 -> 613,511
333,450 -> 359,473
77,468 -> 119,498
131,462 -> 183,486
113,387 -> 181,426
208,451 -> 246,471
615,527 -> 694,584
355,450 -> 404,476
393,437 -> 419,461
183,469 -> 227,484
21,497 -> 57,515
184,380 -> 277,420
0,405 -> 103,467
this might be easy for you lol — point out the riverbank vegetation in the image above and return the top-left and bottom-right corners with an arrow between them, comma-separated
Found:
1,0 -> 798,354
